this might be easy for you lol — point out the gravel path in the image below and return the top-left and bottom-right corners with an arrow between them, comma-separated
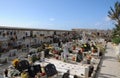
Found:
97,42 -> 120,78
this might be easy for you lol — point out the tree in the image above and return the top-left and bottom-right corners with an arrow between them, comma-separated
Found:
108,1 -> 120,25
108,1 -> 120,44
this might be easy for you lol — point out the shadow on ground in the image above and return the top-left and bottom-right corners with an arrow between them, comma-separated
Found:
103,56 -> 117,62
98,73 -> 117,78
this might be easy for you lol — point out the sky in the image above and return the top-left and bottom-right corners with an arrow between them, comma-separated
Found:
0,0 -> 118,30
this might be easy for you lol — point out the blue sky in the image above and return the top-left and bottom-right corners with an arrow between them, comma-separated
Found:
0,0 -> 118,30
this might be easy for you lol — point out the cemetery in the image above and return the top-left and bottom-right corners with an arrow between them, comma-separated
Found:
0,27 -> 108,78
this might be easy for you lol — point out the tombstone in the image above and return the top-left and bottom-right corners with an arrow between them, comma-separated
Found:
88,65 -> 94,77
16,60 -> 29,72
85,68 -> 89,78
62,70 -> 70,78
44,49 -> 50,57
9,49 -> 17,57
40,51 -> 45,61
44,63 -> 57,77
28,65 -> 42,77
0,57 -> 8,64
28,55 -> 32,63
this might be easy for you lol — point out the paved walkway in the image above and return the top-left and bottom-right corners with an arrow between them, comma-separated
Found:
97,42 -> 120,78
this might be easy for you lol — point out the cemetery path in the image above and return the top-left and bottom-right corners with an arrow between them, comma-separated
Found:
97,42 -> 120,78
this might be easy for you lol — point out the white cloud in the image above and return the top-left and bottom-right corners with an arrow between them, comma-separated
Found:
95,22 -> 101,26
93,16 -> 114,29
105,16 -> 111,22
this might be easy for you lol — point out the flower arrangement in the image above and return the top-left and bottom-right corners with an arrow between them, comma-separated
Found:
12,59 -> 19,67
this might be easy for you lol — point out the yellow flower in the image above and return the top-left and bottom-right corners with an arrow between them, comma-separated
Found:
12,59 -> 19,67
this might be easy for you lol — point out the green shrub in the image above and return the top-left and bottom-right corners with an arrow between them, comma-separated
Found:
31,55 -> 39,63
112,37 -> 120,45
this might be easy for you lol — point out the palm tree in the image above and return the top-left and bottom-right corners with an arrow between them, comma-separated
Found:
108,1 -> 120,25
108,1 -> 120,44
